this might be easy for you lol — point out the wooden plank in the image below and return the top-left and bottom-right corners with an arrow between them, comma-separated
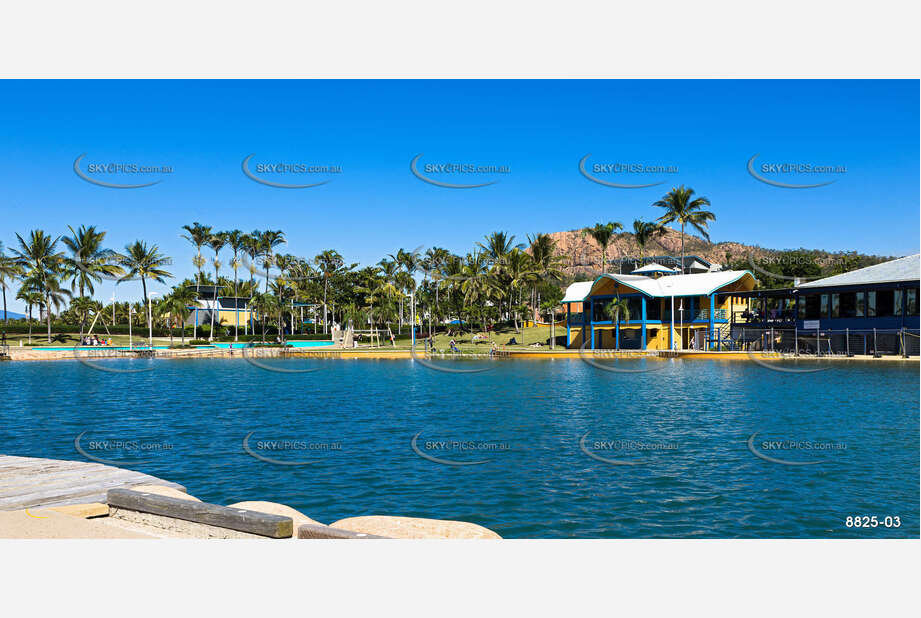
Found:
0,455 -> 186,511
297,523 -> 388,539
0,465 -> 134,491
0,473 -> 183,510
107,489 -> 293,538
0,469 -> 166,501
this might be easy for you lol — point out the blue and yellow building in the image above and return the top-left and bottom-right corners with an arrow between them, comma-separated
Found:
561,269 -> 756,350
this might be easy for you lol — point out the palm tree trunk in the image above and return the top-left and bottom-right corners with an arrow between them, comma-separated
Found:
323,279 -> 329,334
233,264 -> 239,341
1,286 -> 7,326
141,277 -> 149,338
193,260 -> 201,339
46,292 -> 51,343
680,222 -> 686,274
209,262 -> 218,340
27,306 -> 33,344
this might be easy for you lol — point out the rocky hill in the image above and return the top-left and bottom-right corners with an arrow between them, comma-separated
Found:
548,226 -> 888,280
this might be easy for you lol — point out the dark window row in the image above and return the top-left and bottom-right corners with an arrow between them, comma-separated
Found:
798,288 -> 919,320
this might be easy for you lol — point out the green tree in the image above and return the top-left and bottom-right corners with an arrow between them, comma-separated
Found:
314,249 -> 345,334
581,221 -> 623,274
632,219 -> 666,267
181,222 -> 212,339
16,286 -> 44,344
206,231 -> 227,340
61,225 -> 124,338
0,241 -> 24,325
653,186 -> 715,273
605,297 -> 631,351
119,241 -> 173,337
224,229 -> 246,340
13,230 -> 69,342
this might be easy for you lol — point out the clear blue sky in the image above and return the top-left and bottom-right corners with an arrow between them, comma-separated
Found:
0,80 -> 917,311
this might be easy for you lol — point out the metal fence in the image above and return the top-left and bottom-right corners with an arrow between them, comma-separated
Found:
728,326 -> 919,357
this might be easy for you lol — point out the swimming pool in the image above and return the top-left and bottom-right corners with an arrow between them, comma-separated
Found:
208,341 -> 335,349
29,346 -> 172,351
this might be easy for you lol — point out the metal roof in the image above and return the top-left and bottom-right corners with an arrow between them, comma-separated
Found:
631,263 -> 678,274
561,270 -> 755,302
798,254 -> 920,289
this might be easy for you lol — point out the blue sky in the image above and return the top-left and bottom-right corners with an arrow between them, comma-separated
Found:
0,80 -> 917,311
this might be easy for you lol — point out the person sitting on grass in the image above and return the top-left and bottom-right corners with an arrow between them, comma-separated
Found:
449,338 -> 459,353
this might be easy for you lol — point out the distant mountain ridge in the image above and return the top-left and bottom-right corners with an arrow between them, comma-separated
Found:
547,226 -> 894,281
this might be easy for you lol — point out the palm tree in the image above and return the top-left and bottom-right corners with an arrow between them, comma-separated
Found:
314,249 -> 345,334
605,297 -> 631,351
181,222 -> 212,339
259,230 -> 286,292
426,247 -> 450,330
16,286 -> 43,344
249,292 -> 279,343
0,242 -> 24,325
224,229 -> 245,341
460,251 -> 498,337
502,248 -> 537,332
632,219 -> 667,268
392,248 -> 422,336
581,221 -> 623,275
13,230 -> 68,342
119,241 -> 173,337
653,186 -> 715,273
159,287 -> 197,345
206,232 -> 227,340
477,232 -> 524,322
244,231 -> 262,334
61,225 -> 124,338
69,296 -> 98,338
527,233 -> 565,322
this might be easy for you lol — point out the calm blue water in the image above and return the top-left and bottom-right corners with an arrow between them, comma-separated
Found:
1,357 -> 917,538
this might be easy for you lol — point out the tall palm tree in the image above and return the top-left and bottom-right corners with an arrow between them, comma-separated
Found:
259,230 -> 286,292
0,242 -> 24,325
477,232 -> 524,322
501,248 -> 537,333
426,247 -> 450,329
632,219 -> 667,268
314,249 -> 344,334
581,221 -> 623,275
206,231 -> 227,340
181,222 -> 212,339
244,231 -> 262,334
392,248 -> 422,335
460,251 -> 498,337
61,225 -> 124,338
159,286 -> 197,345
16,286 -> 43,344
653,186 -> 716,274
248,292 -> 278,343
224,229 -> 245,341
119,241 -> 173,337
13,230 -> 68,342
527,233 -> 565,321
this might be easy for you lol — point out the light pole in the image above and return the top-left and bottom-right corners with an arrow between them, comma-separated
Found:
148,292 -> 159,349
409,289 -> 416,348
678,299 -> 684,350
